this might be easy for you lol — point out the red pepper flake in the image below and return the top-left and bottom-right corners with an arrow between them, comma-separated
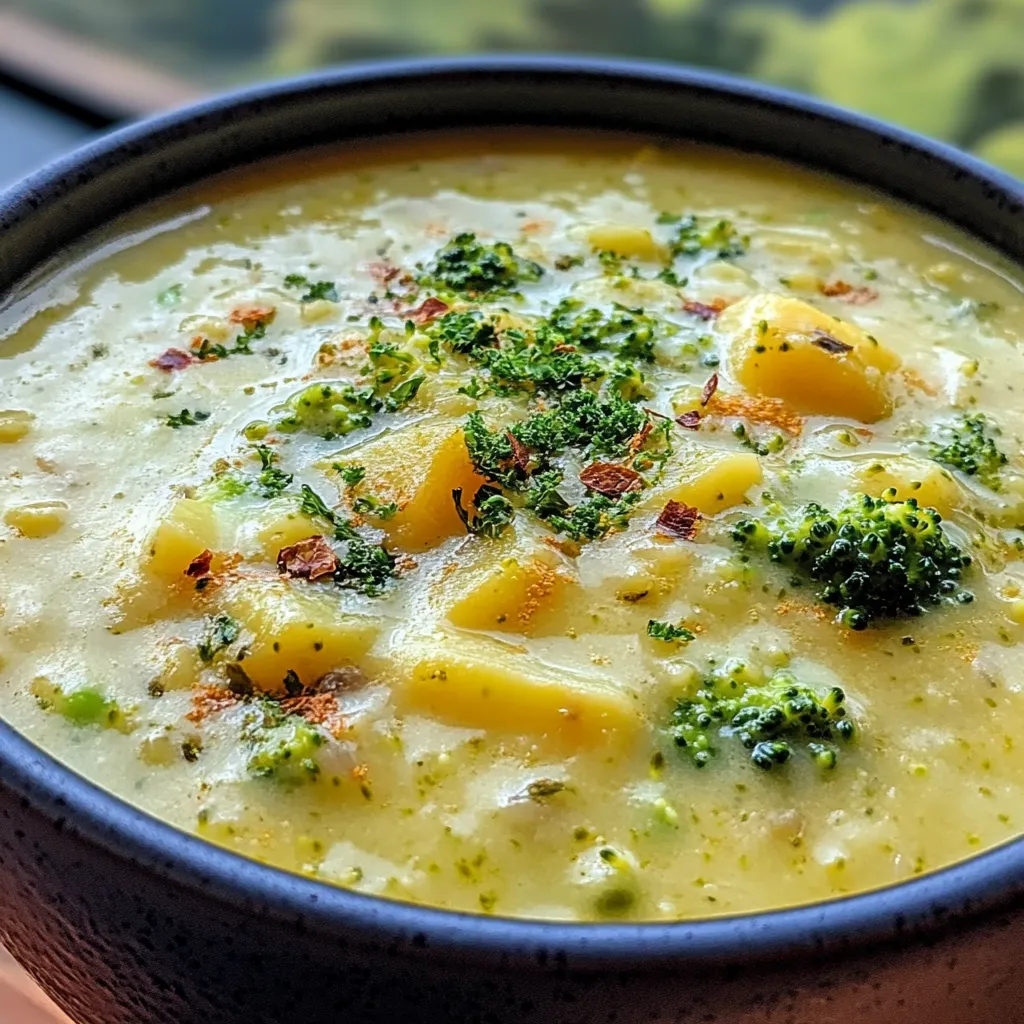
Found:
579,462 -> 643,498
185,549 -> 213,578
700,373 -> 719,407
507,431 -> 531,474
149,348 -> 194,372
820,280 -> 879,305
811,329 -> 853,355
682,299 -> 726,321
228,305 -> 275,331
656,500 -> 700,540
277,535 -> 340,581
404,297 -> 449,325
280,692 -> 347,737
628,420 -> 654,454
676,410 -> 702,430
187,685 -> 242,724
367,261 -> 401,286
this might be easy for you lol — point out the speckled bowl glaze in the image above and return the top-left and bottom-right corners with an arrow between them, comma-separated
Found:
3,58 -> 1024,1024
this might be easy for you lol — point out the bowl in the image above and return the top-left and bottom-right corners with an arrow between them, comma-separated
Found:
3,57 -> 1024,1024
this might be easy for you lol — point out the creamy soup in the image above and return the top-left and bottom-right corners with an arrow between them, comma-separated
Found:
2,133 -> 1024,922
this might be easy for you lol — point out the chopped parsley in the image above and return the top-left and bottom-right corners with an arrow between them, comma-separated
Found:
285,274 -> 339,303
166,409 -> 210,428
352,495 -> 399,520
647,620 -> 696,643
537,490 -> 641,542
336,464 -> 366,487
254,445 -> 293,497
336,537 -> 397,596
452,485 -> 515,540
297,484 -> 396,593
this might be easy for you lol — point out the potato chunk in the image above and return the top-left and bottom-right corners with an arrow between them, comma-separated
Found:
721,294 -> 900,422
4,500 -> 68,538
146,498 -> 221,581
323,419 -> 488,552
401,634 -> 640,745
644,443 -> 762,514
250,500 -> 321,562
0,409 -> 34,444
586,225 -> 666,262
221,579 -> 378,694
858,457 -> 962,517
445,551 -> 573,636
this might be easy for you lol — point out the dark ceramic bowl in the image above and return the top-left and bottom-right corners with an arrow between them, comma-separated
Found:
2,57 -> 1024,1024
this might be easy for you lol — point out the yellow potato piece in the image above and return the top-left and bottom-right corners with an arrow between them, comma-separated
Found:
221,579 -> 378,694
645,443 -> 762,514
721,294 -> 900,423
402,634 -> 640,745
4,500 -> 68,538
445,553 -> 573,636
0,409 -> 34,443
586,224 -> 666,262
858,457 -> 962,517
324,419 -> 488,552
146,498 -> 221,580
252,500 -> 321,562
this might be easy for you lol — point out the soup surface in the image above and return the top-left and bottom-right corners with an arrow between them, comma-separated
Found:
3,133 -> 1024,922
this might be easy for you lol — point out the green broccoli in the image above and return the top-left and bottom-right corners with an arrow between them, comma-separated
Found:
661,213 -> 748,260
928,413 -> 1008,490
732,494 -> 973,629
275,381 -> 377,440
419,232 -> 544,297
32,679 -> 131,732
670,666 -> 855,770
242,700 -> 324,782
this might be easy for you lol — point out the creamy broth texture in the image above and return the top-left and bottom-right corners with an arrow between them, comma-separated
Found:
3,132 -> 1024,922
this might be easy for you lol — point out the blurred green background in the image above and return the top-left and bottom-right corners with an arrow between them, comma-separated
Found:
12,0 -> 1024,176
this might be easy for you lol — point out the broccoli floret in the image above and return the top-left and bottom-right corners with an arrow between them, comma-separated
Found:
928,413 -> 1007,490
670,666 -> 855,770
608,361 -> 654,402
275,381 -> 377,440
242,700 -> 324,782
419,232 -> 544,297
662,214 -> 748,260
732,494 -> 973,629
32,679 -> 130,732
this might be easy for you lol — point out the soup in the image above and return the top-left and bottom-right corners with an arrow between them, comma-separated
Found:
2,133 -> 1024,923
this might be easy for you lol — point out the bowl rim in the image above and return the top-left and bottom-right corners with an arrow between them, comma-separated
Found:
3,53 -> 1024,971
